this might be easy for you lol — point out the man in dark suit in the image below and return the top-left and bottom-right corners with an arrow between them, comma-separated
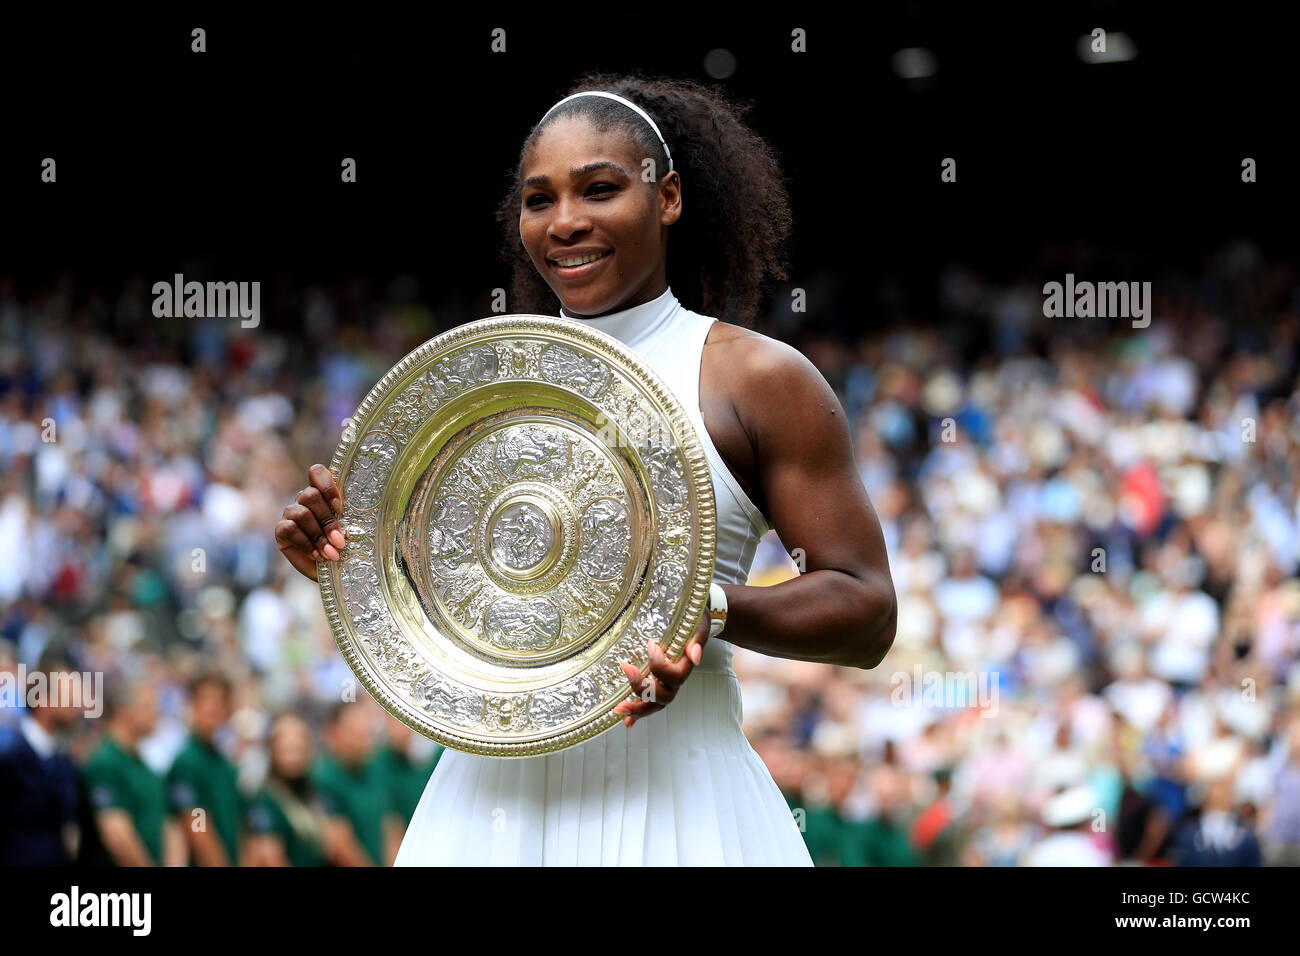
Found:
1168,775 -> 1262,867
0,648 -> 87,865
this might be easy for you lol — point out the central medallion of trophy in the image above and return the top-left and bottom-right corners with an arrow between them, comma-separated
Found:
487,497 -> 559,577
397,412 -> 647,667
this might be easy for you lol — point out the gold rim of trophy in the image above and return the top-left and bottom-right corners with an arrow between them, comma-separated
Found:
318,314 -> 717,757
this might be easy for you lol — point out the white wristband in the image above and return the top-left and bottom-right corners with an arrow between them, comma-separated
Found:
708,583 -> 728,638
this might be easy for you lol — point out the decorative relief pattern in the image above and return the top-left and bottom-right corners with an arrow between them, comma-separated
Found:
344,431 -> 398,511
489,501 -> 554,571
579,498 -> 632,580
639,439 -> 688,513
494,425 -> 570,482
528,676 -> 599,728
540,344 -> 610,399
401,419 -> 635,663
413,670 -> 485,726
337,542 -> 426,690
428,494 -> 477,577
634,561 -> 689,639
483,597 -> 562,651
380,345 -> 499,444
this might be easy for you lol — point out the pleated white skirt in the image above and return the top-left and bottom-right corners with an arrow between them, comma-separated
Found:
394,668 -> 813,866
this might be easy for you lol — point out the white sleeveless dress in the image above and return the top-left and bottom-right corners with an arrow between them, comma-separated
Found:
394,287 -> 813,866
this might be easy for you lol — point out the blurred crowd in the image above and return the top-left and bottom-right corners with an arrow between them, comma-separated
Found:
743,239 -> 1300,865
1,238 -> 1298,865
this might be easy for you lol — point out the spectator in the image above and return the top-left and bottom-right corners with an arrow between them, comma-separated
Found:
372,712 -> 443,830
312,700 -> 400,866
911,766 -> 962,865
0,648 -> 86,865
1024,785 -> 1113,866
1168,775 -> 1262,866
166,670 -> 242,865
84,675 -> 182,865
244,712 -> 327,866
1263,718 -> 1300,865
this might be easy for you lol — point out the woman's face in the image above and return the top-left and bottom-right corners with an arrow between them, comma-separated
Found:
520,115 -> 680,317
270,715 -> 312,779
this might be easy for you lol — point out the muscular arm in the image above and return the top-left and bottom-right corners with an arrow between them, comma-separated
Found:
718,339 -> 896,669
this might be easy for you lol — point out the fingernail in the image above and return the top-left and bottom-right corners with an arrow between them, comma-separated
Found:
333,499 -> 343,515
312,550 -> 321,561
323,543 -> 340,561
330,529 -> 346,549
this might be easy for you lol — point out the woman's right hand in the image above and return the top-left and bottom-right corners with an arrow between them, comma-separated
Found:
275,463 -> 347,582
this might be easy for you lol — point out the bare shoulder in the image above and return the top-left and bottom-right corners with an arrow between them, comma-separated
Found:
706,322 -> 841,418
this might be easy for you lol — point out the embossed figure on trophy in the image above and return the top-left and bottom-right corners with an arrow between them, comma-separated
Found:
540,344 -> 611,399
439,576 -> 486,628
659,522 -> 690,550
414,672 -> 485,727
560,579 -> 602,629
429,495 -> 477,573
578,498 -> 631,580
346,433 -> 399,510
460,449 -> 498,497
528,676 -> 599,728
430,346 -> 499,400
491,502 -> 553,570
637,441 -> 687,511
484,599 -> 561,651
495,426 -> 570,481
568,448 -> 604,499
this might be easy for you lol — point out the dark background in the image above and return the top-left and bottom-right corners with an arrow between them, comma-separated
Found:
0,5 -> 1291,321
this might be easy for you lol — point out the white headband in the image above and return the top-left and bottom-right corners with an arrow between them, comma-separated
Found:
539,91 -> 674,173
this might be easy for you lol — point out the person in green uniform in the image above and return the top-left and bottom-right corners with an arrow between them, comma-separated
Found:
85,677 -> 182,866
245,713 -> 327,866
312,700 -> 401,866
753,730 -> 815,857
840,813 -> 919,866
798,753 -> 863,866
372,713 -> 442,830
801,800 -> 846,865
166,671 -> 242,865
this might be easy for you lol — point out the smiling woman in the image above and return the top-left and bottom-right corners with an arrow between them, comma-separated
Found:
276,73 -> 897,866
498,73 -> 793,325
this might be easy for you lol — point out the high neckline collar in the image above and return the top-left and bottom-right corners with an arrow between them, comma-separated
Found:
559,286 -> 680,350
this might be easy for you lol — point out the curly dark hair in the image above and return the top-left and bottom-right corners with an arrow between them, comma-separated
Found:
495,72 -> 793,327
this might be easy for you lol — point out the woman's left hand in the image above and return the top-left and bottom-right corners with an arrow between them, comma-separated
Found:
613,607 -> 711,727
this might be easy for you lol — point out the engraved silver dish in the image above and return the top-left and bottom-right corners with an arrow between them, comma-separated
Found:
318,315 -> 717,757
